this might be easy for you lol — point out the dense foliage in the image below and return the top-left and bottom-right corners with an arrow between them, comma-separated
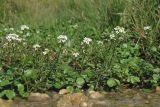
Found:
0,0 -> 159,99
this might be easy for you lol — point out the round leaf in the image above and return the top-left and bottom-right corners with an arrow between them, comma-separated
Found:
107,78 -> 117,88
66,86 -> 74,93
76,77 -> 85,86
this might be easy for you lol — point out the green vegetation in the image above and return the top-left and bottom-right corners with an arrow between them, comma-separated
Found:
0,0 -> 160,99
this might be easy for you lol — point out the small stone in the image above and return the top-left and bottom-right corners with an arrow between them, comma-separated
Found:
50,92 -> 60,107
28,93 -> 50,102
133,93 -> 143,100
123,89 -> 132,93
96,100 -> 108,105
88,90 -> 96,94
59,89 -> 69,95
57,93 -> 88,107
93,100 -> 109,107
52,92 -> 60,101
156,86 -> 160,94
70,93 -> 88,105
147,95 -> 152,99
80,101 -> 88,107
101,91 -> 108,95
89,91 -> 105,99
0,98 -> 13,107
145,100 -> 149,104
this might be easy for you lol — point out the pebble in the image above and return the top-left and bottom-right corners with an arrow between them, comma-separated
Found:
147,95 -> 152,99
52,92 -> 60,101
80,101 -> 88,107
59,89 -> 69,95
89,91 -> 105,99
1,90 -> 160,107
28,93 -> 50,102
145,100 -> 149,104
133,93 -> 143,100
156,86 -> 160,94
93,100 -> 110,107
57,93 -> 88,107
0,98 -> 13,107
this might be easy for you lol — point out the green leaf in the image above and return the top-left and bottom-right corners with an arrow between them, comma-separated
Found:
5,90 -> 16,100
115,79 -> 120,85
76,77 -> 85,86
153,74 -> 159,81
2,90 -> 16,100
17,83 -> 29,97
151,46 -> 157,52
0,91 -> 5,97
88,84 -> 94,90
153,68 -> 160,73
143,89 -> 152,93
24,69 -> 37,79
131,76 -> 140,84
17,84 -> 24,93
53,82 -> 63,89
127,76 -> 140,84
0,80 -> 11,87
107,78 -> 120,88
75,88 -> 81,92
66,86 -> 74,93
81,70 -> 93,81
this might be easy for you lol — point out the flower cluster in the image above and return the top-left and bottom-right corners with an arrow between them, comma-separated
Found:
21,25 -> 29,31
109,34 -> 116,40
6,34 -> 23,42
97,41 -> 103,45
33,44 -> 41,50
43,48 -> 50,55
9,28 -> 14,31
57,35 -> 68,43
108,26 -> 126,40
72,52 -> 79,58
82,37 -> 92,45
144,26 -> 151,31
114,26 -> 126,34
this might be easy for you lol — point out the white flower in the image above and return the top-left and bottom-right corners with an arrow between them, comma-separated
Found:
73,52 -> 79,58
23,32 -> 31,37
119,37 -> 123,40
57,35 -> 68,43
6,33 -> 22,42
115,31 -> 119,34
144,26 -> 151,30
42,48 -> 50,55
97,41 -> 103,45
3,43 -> 8,48
23,42 -> 27,45
21,25 -> 29,31
33,44 -> 41,50
114,26 -> 126,34
9,28 -> 14,31
72,24 -> 78,29
82,37 -> 92,45
62,49 -> 68,54
17,30 -> 23,34
4,28 -> 8,31
36,30 -> 40,34
123,43 -> 128,48
110,34 -> 115,39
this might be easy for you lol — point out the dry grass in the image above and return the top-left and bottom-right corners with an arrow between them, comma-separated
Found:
1,0 -> 59,26
0,0 -> 159,32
